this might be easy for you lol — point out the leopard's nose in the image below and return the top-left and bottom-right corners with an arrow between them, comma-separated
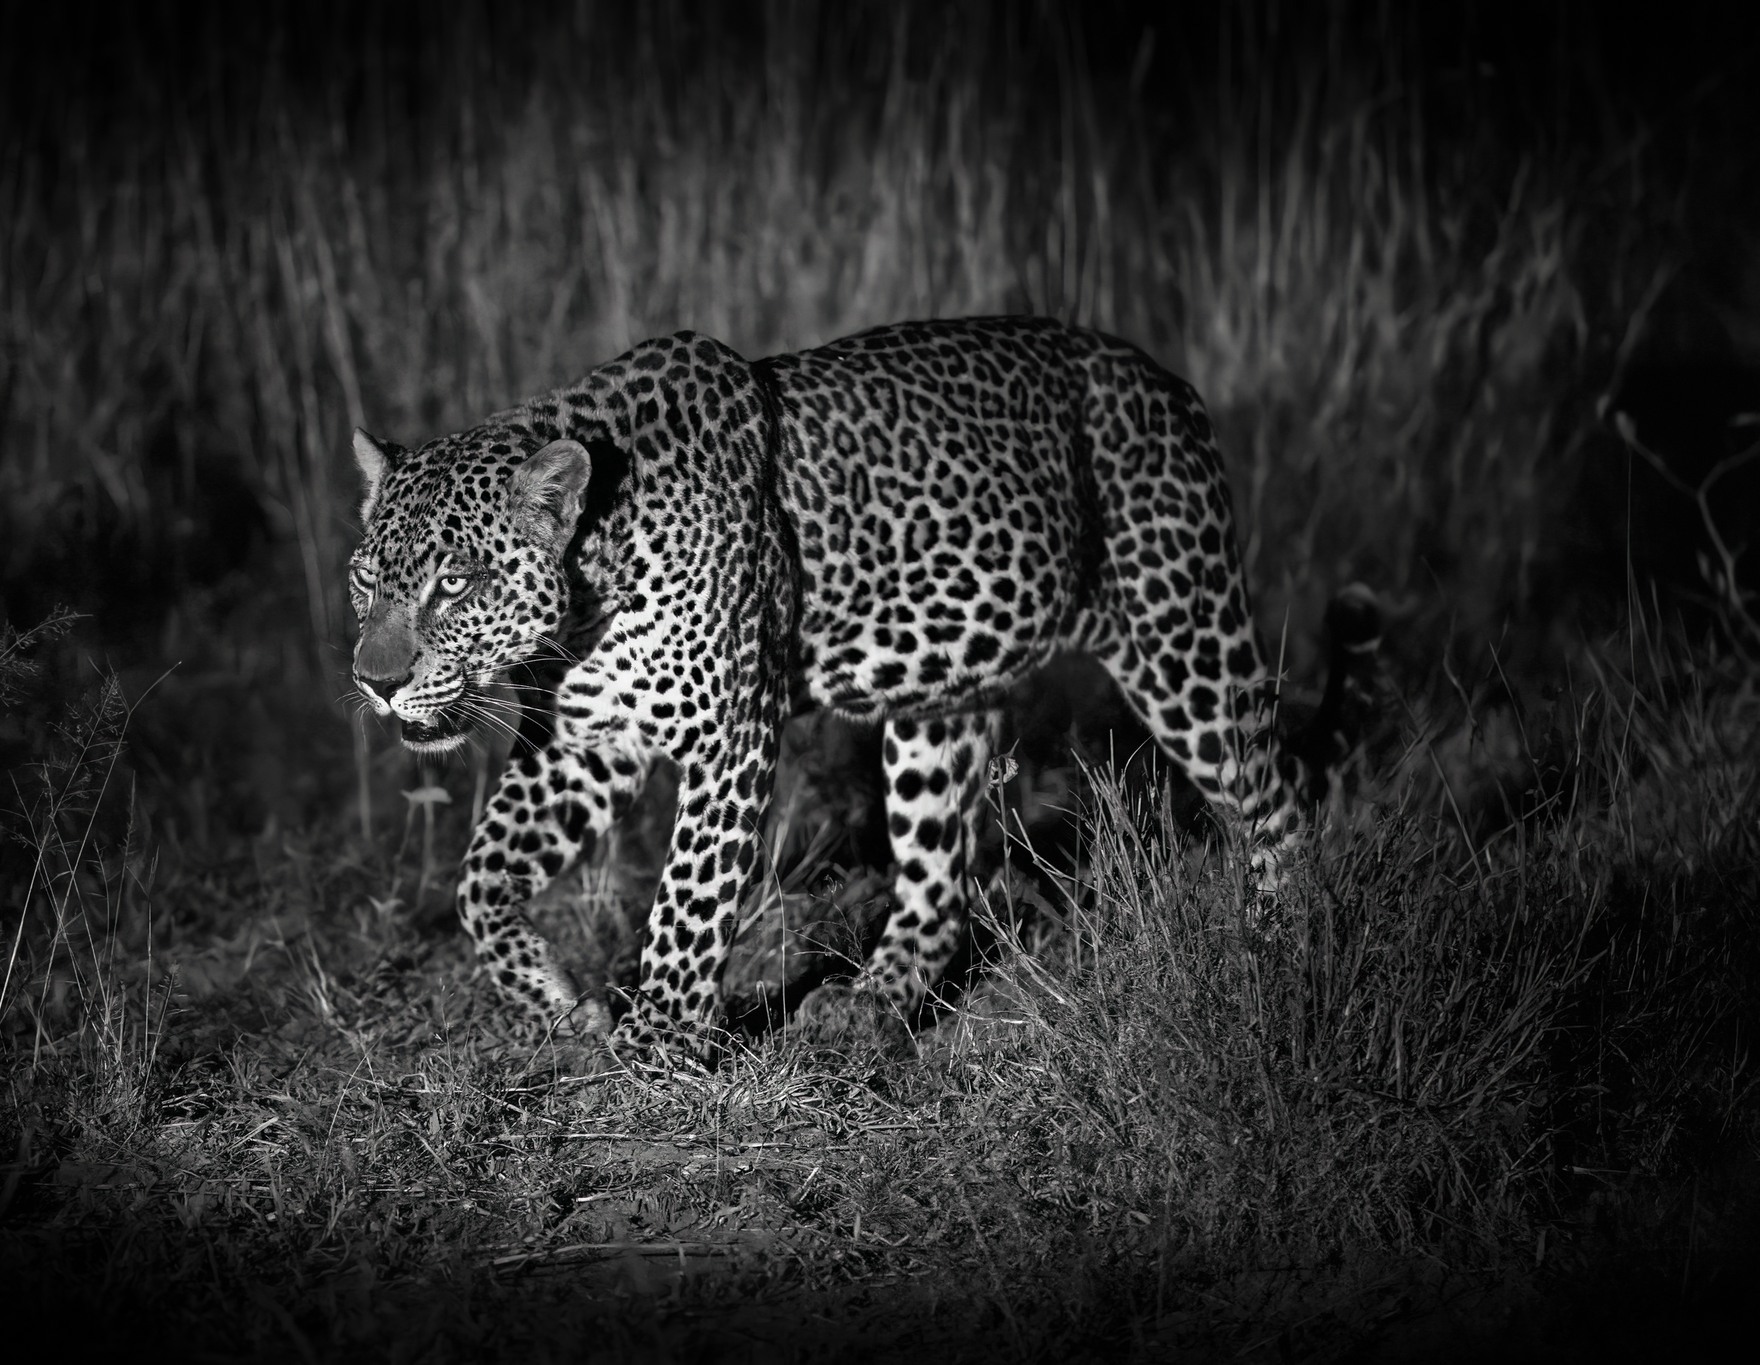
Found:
357,671 -> 412,704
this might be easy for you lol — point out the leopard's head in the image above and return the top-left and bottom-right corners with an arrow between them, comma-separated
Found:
347,426 -> 592,754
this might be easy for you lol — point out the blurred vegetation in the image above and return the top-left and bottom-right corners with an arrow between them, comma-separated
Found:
1,1 -> 1757,1358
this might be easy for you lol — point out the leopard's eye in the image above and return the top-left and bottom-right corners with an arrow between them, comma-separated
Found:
350,563 -> 377,592
436,573 -> 471,597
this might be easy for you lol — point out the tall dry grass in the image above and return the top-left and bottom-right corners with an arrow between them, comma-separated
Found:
0,2 -> 1646,679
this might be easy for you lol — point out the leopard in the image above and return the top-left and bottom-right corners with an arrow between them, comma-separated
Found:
347,316 -> 1377,1058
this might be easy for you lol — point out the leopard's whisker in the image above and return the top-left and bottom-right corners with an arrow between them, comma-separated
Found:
474,652 -> 569,680
454,697 -> 524,748
472,687 -> 554,723
532,632 -> 581,664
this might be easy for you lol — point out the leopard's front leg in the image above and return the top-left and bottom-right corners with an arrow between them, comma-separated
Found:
459,733 -> 650,1034
609,737 -> 782,1061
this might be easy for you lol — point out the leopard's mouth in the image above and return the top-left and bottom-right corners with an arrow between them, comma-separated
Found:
400,705 -> 471,754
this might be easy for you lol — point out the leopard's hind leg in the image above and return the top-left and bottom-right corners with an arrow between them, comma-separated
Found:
854,708 -> 1003,1014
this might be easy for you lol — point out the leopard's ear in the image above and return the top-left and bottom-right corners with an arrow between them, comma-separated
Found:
352,429 -> 400,524
508,438 -> 593,551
